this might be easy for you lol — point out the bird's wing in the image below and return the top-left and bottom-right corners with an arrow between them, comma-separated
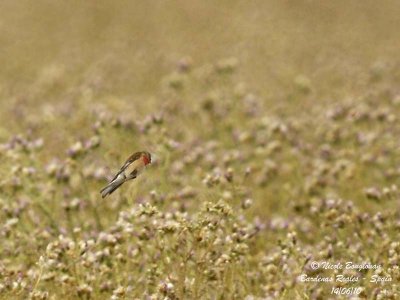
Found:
121,152 -> 142,171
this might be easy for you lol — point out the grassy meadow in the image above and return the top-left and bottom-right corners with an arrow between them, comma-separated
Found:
1,1 -> 400,299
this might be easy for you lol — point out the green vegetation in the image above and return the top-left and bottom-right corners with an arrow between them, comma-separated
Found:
1,1 -> 400,299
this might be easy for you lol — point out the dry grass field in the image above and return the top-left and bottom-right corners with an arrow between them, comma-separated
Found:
1,1 -> 400,299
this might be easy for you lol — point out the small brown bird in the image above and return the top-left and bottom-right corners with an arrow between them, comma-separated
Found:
100,151 -> 152,198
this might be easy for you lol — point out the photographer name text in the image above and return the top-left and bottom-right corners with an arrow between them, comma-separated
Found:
310,261 -> 381,271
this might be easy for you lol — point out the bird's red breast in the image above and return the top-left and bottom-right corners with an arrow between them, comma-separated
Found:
143,154 -> 151,165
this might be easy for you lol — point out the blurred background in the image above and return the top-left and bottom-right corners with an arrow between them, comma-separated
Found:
2,0 -> 400,127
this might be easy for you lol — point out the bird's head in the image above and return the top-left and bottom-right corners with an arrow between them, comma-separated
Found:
142,151 -> 152,165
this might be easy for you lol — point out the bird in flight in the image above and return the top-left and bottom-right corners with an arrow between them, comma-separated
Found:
100,151 -> 152,198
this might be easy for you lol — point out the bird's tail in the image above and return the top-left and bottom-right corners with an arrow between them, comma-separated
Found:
100,179 -> 125,198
